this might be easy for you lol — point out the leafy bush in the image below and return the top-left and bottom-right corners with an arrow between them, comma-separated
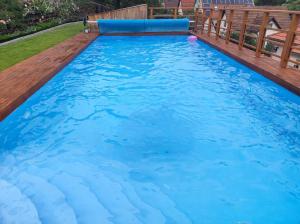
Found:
24,0 -> 54,16
35,19 -> 61,30
0,19 -> 63,43
254,0 -> 286,5
230,31 -> 257,48
58,0 -> 78,17
264,42 -> 276,53
245,35 -> 257,47
0,23 -> 7,32
284,0 -> 300,10
231,32 -> 239,41
0,0 -> 25,31
0,0 -> 86,42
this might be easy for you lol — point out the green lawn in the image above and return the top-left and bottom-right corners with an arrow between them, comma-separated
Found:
0,22 -> 83,72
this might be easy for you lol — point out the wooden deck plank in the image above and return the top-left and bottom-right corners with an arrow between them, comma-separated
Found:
0,33 -> 98,121
191,32 -> 300,96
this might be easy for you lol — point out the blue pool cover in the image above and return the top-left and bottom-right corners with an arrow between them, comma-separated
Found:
98,19 -> 190,34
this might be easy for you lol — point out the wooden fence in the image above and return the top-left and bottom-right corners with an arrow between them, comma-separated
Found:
148,7 -> 198,29
89,4 -> 148,20
148,6 -> 300,70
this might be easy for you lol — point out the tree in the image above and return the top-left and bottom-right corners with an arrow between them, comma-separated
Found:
254,0 -> 285,5
111,0 -> 160,9
115,0 -> 121,9
284,0 -> 300,10
254,0 -> 300,10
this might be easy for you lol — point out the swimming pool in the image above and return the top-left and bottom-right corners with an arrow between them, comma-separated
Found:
0,35 -> 300,223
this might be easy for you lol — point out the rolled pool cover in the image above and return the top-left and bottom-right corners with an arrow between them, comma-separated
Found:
98,19 -> 190,34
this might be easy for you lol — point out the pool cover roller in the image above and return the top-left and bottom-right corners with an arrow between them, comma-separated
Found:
97,19 -> 190,34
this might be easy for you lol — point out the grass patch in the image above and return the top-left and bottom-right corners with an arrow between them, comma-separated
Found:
0,22 -> 83,72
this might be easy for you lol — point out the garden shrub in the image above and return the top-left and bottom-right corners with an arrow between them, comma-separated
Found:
0,0 -> 84,42
0,19 -> 64,43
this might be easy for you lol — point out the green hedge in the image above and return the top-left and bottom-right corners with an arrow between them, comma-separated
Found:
0,19 -> 80,43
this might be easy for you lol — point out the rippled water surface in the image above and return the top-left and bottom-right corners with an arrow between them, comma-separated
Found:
1,36 -> 300,224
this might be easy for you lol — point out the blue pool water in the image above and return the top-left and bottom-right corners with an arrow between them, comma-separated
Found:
0,36 -> 300,224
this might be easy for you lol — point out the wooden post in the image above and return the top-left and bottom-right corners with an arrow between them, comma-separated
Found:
150,7 -> 154,19
225,9 -> 234,44
194,8 -> 200,32
238,10 -> 249,50
215,9 -> 224,40
256,12 -> 269,57
201,9 -> 206,34
207,8 -> 213,37
280,14 -> 300,68
174,8 -> 178,19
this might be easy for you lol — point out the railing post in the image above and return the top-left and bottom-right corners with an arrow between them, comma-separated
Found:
238,10 -> 249,50
280,14 -> 300,68
201,9 -> 206,34
150,7 -> 154,19
194,8 -> 199,32
215,9 -> 224,40
256,12 -> 269,57
225,9 -> 234,44
207,8 -> 213,37
174,8 -> 178,19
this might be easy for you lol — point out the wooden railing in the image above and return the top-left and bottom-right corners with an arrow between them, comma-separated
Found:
149,6 -> 300,70
197,7 -> 300,69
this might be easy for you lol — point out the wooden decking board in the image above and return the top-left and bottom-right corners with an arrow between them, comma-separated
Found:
191,32 -> 300,96
0,33 -> 98,121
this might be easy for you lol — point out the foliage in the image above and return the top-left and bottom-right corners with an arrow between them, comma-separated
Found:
24,0 -> 53,16
231,31 -> 239,41
284,0 -> 300,10
0,0 -> 25,31
254,0 -> 286,5
0,19 -> 63,43
56,0 -> 78,17
230,31 -> 257,48
254,0 -> 300,10
245,35 -> 257,47
0,22 -> 83,72
0,0 -> 153,42
0,23 -> 6,31
264,42 -> 276,53
0,0 -> 84,40
105,0 -> 159,9
24,0 -> 78,17
0,0 -> 24,20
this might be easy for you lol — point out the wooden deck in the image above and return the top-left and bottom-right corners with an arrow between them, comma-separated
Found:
192,32 -> 300,96
0,33 -> 98,121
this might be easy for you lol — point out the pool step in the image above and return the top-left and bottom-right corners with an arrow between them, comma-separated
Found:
36,164 -> 165,223
0,161 -> 192,223
50,172 -> 113,224
5,172 -> 78,224
0,179 -> 41,224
